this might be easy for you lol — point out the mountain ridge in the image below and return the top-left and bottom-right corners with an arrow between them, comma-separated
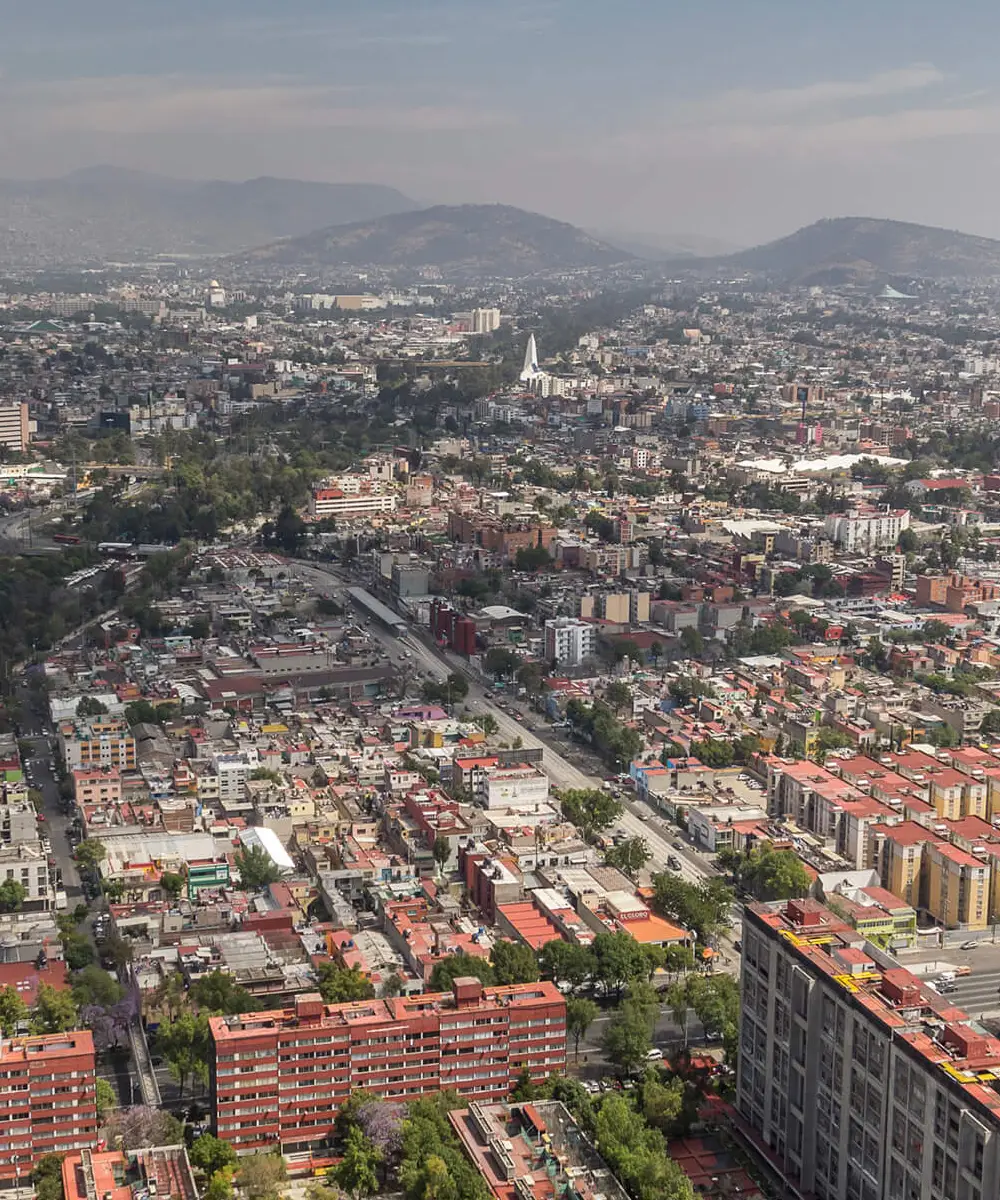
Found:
240,203 -> 634,276
691,216 -> 1000,282
0,167 -> 420,263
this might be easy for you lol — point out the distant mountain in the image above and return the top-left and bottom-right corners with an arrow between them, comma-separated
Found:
707,217 -> 1000,282
0,166 -> 419,264
589,229 -> 744,260
242,204 -> 633,276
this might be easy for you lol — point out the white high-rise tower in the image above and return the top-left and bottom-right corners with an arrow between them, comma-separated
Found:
519,333 -> 542,382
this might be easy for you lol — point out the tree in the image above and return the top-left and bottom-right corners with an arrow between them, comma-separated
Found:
604,680 -> 632,714
511,1066 -> 537,1101
234,843 -> 281,889
679,627 -> 705,658
429,952 -> 494,993
592,931 -> 649,998
157,1010 -> 211,1096
729,847 -> 812,901
690,737 -> 734,769
538,940 -> 594,991
650,874 -> 733,945
104,1105 -> 183,1150
565,996 -> 599,1061
399,1095 -> 488,1200
316,961 -> 376,1004
0,984 -> 28,1034
604,837 -> 651,879
96,1077 -> 117,1122
236,1155 -> 286,1200
663,945 -> 695,978
513,545 -> 552,572
190,1133 -> 237,1178
334,1126 -> 381,1200
189,969 -> 260,1015
602,1002 -> 653,1076
32,982 -> 78,1034
981,708 -> 1000,736
356,1098 -> 407,1168
473,712 -> 499,737
484,647 -> 519,678
639,1070 -> 686,1133
431,835 -> 451,876
159,870 -> 184,899
76,696 -> 108,717
74,838 -> 106,872
72,960 -> 123,1008
593,1093 -> 695,1200
204,1172 -> 235,1200
559,787 -> 622,842
491,940 -> 540,986
0,879 -> 26,912
33,1154 -> 67,1200
152,971 -> 188,1021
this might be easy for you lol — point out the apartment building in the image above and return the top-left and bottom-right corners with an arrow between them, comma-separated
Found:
0,402 -> 30,453
209,979 -> 566,1153
58,718 -> 136,771
310,486 -> 397,520
0,844 -> 51,909
0,1031 -> 98,1181
471,763 -> 550,810
543,618 -> 597,666
925,841 -> 990,930
71,767 -> 122,806
823,507 -> 910,552
739,898 -> 1000,1200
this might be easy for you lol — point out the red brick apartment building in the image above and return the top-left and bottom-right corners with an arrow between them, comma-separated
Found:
0,1031 -> 98,1181
210,978 -> 566,1152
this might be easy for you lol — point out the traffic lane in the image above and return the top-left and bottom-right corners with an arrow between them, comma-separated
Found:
578,1006 -> 709,1056
935,970 -> 1000,1014
23,735 -> 82,899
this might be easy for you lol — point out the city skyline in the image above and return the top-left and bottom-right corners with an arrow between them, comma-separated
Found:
4,1 -> 1000,245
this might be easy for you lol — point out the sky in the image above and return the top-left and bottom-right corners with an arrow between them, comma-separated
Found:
3,0 -> 1000,247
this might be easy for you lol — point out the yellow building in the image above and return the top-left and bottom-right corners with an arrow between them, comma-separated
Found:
871,823 -> 932,910
926,841 -> 989,929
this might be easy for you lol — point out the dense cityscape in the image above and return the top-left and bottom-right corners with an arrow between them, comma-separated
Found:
9,5 -> 1000,1200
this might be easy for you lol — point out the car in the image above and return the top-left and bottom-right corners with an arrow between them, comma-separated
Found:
673,840 -> 684,851
645,1048 -> 664,1061
734,940 -> 743,953
961,940 -> 980,950
667,855 -> 681,870
581,1080 -> 601,1094
36,814 -> 45,823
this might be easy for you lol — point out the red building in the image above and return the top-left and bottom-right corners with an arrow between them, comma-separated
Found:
0,1031 -> 98,1180
209,978 -> 566,1153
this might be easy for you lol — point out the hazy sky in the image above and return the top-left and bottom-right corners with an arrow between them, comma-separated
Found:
3,0 -> 1000,245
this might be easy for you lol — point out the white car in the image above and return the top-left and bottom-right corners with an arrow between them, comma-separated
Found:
645,1048 -> 664,1061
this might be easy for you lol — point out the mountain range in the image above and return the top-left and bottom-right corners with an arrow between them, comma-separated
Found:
0,166 -> 420,263
695,216 -> 1000,283
2,166 -> 1000,284
241,204 -> 631,276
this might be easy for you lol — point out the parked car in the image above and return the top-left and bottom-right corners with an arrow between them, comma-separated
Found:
645,1048 -> 664,1061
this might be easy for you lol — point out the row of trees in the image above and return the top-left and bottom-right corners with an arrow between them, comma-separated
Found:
563,700 -> 644,770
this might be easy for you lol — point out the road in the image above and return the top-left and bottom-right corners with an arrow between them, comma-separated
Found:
935,969 -> 1000,1016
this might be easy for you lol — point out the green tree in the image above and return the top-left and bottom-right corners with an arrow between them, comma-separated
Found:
33,1154 -> 67,1200
71,966 -> 123,1008
559,787 -> 622,841
316,961 -> 376,1004
190,1133 -> 238,1178
663,945 -> 695,978
159,870 -> 184,899
0,983 -> 29,1034
74,838 -> 107,872
473,712 -> 499,737
203,1171 -> 234,1200
513,545 -> 552,571
234,843 -> 281,889
32,982 -> 78,1033
429,952 -> 494,993
491,940 -> 540,986
189,969 -> 261,1015
602,1002 -> 653,1076
538,940 -> 594,990
690,737 -> 734,769
565,996 -> 600,1061
236,1154 -> 286,1200
157,1010 -> 211,1096
604,680 -> 632,714
0,878 -> 26,912
651,874 -> 733,945
679,627 -> 705,658
639,1070 -> 686,1133
484,647 -> 519,677
96,1076 -> 117,1122
729,847 -> 812,901
592,931 -> 649,998
431,835 -> 451,876
593,1093 -> 694,1200
334,1126 -> 381,1200
604,836 -> 651,879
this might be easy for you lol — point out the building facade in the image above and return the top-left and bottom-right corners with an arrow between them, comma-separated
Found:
0,1031 -> 98,1181
739,898 -> 1000,1200
209,979 -> 566,1153
543,618 -> 597,666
